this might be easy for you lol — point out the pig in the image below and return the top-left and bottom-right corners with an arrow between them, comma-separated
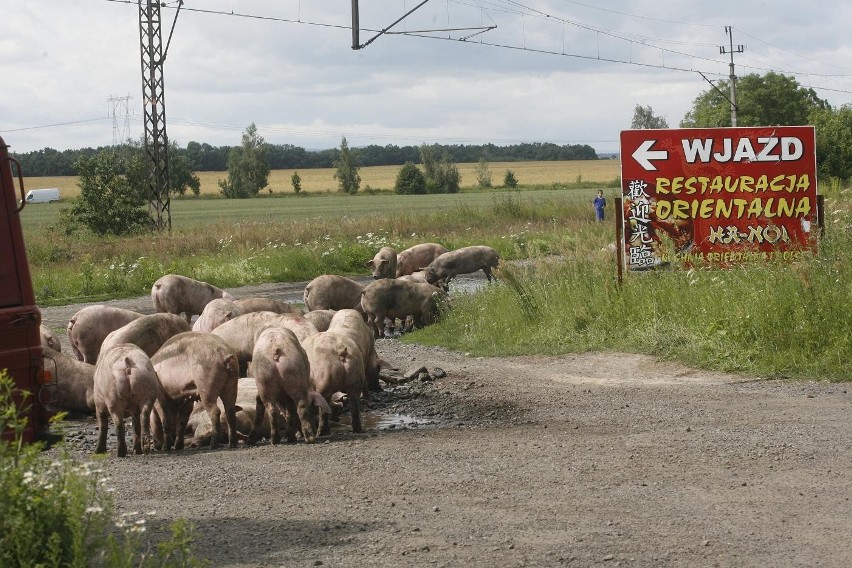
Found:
193,297 -> 305,333
303,309 -> 336,332
67,305 -> 144,363
396,243 -> 448,277
234,297 -> 304,316
302,331 -> 366,435
42,346 -> 95,414
192,298 -> 241,333
188,378 -> 330,447
151,331 -> 239,450
327,309 -> 389,393
422,245 -> 500,285
40,325 -> 61,353
99,313 -> 191,361
366,247 -> 397,280
93,343 -> 160,457
151,274 -> 234,323
303,275 -> 365,313
212,311 -> 319,374
247,327 -> 317,444
360,278 -> 448,338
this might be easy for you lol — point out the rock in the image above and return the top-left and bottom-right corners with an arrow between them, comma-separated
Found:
404,366 -> 427,381
431,367 -> 447,379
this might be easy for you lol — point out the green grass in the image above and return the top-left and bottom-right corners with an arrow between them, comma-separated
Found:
24,187 -> 613,305
21,177 -> 852,382
409,187 -> 852,381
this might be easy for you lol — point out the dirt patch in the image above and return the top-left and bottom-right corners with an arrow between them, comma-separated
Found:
41,284 -> 852,567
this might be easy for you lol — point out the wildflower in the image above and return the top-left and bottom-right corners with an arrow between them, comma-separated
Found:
85,506 -> 104,514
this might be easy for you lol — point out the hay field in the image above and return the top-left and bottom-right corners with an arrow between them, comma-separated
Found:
23,160 -> 620,199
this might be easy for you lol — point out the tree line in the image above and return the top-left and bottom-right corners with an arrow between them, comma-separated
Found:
13,140 -> 599,177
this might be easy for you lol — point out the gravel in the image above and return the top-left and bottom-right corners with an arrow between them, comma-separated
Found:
40,280 -> 852,567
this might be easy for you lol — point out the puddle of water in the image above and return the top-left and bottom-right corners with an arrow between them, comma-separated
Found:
331,412 -> 433,432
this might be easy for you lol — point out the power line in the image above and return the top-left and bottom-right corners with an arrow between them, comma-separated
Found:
3,117 -> 108,133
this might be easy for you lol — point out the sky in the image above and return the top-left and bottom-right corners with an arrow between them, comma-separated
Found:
3,0 -> 851,156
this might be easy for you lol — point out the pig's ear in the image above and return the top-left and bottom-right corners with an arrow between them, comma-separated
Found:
233,405 -> 243,413
365,260 -> 374,267
380,259 -> 388,266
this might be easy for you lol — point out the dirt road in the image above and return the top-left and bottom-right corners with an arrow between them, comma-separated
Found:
41,282 -> 852,567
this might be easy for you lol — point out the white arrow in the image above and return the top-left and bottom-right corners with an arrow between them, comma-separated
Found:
632,139 -> 668,171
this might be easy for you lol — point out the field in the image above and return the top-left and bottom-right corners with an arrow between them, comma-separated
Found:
23,159 -> 621,199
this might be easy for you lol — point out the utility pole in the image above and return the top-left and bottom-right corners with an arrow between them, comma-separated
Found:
719,26 -> 744,127
139,0 -> 181,232
107,95 -> 133,148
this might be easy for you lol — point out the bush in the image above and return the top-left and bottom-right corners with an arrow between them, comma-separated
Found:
503,169 -> 518,189
219,123 -> 271,199
0,369 -> 208,567
394,162 -> 426,195
62,151 -> 150,236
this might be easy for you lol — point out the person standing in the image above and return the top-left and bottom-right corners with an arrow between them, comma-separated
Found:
593,190 -> 607,222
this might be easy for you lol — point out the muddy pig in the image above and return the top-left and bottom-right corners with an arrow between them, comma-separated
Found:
302,331 -> 366,435
396,243 -> 448,277
100,313 -> 191,361
192,298 -> 241,333
152,331 -> 239,450
212,311 -> 318,375
67,305 -> 144,363
303,309 -> 336,332
422,245 -> 500,285
360,278 -> 448,338
151,274 -> 234,323
93,343 -> 160,457
303,274 -> 365,313
40,325 -> 61,353
234,297 -> 304,316
327,308 -> 389,393
248,327 -> 317,444
366,247 -> 397,279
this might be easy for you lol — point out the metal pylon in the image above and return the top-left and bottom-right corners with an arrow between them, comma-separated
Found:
138,0 -> 171,231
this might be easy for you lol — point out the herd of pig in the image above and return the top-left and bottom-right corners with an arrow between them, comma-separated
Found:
38,243 -> 500,458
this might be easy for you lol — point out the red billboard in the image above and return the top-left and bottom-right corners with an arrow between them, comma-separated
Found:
620,126 -> 818,271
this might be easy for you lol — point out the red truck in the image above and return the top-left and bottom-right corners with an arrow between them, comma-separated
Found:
0,135 -> 54,443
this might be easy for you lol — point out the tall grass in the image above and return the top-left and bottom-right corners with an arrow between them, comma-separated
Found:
26,189 -> 607,305
410,194 -> 852,381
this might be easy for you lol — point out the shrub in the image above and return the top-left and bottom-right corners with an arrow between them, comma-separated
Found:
503,169 -> 518,189
62,151 -> 150,236
0,369 -> 208,567
394,162 -> 426,195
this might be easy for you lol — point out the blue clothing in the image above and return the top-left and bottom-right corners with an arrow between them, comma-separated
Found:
593,195 -> 606,221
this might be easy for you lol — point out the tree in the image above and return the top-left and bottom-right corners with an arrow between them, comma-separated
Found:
810,105 -> 852,180
681,71 -> 829,128
503,169 -> 518,189
394,162 -> 426,195
167,141 -> 201,197
218,123 -> 270,198
63,151 -> 150,236
333,137 -> 361,195
631,104 -> 669,129
291,171 -> 302,194
420,144 -> 461,194
475,157 -> 493,188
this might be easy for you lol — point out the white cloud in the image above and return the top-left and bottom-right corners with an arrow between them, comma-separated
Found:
2,0 -> 850,154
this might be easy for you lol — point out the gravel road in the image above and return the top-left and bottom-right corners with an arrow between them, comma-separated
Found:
41,278 -> 852,567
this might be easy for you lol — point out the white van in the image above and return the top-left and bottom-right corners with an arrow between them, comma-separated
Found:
25,188 -> 61,203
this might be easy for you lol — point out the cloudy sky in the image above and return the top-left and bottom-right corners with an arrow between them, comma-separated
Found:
3,0 -> 851,156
